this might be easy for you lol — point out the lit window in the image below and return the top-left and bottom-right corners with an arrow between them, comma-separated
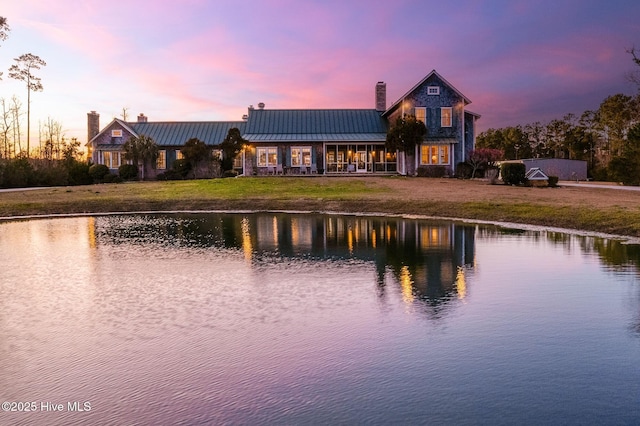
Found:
102,151 -> 121,169
156,150 -> 166,169
257,147 -> 278,167
441,107 -> 452,127
291,147 -> 312,166
176,150 -> 184,160
420,145 -> 450,165
428,86 -> 440,95
414,107 -> 426,125
212,149 -> 222,160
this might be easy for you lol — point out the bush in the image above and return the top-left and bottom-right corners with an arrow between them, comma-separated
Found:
88,164 -> 110,183
455,162 -> 473,179
102,173 -> 122,183
501,163 -> 526,185
172,159 -> 191,178
547,176 -> 559,188
156,169 -> 185,181
1,157 -> 36,188
118,164 -> 138,181
67,160 -> 92,185
416,165 -> 447,178
222,169 -> 239,178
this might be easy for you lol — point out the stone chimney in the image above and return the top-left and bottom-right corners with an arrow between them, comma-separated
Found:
375,81 -> 386,112
137,113 -> 148,123
87,111 -> 100,143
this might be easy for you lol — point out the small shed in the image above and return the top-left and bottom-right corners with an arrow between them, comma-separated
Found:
525,167 -> 549,186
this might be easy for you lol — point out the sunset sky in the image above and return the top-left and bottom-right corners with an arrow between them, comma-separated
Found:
1,0 -> 639,146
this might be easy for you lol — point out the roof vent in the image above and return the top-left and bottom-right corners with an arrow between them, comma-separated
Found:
242,114 -> 248,120
258,102 -> 265,110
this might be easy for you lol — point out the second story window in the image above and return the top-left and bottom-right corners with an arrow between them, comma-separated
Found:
414,107 -> 426,125
427,86 -> 440,95
441,107 -> 452,127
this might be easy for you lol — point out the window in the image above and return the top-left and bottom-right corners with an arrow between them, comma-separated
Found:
428,86 -> 440,95
233,155 -> 243,169
291,147 -> 312,166
176,150 -> 184,160
102,151 -> 121,169
257,147 -> 278,167
415,107 -> 426,125
420,145 -> 450,165
441,107 -> 452,127
212,149 -> 222,160
156,150 -> 166,169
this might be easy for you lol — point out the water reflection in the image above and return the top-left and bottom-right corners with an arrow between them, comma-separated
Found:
92,213 -> 477,316
1,214 -> 640,424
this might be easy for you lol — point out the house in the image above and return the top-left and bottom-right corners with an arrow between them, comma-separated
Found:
87,70 -> 479,177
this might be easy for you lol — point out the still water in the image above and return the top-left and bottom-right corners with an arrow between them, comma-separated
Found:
0,213 -> 638,425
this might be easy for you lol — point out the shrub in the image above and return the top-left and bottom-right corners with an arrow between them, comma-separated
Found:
102,173 -> 122,183
547,176 -> 559,188
1,157 -> 36,188
67,160 -> 92,185
171,159 -> 191,178
222,169 -> 239,178
501,163 -> 526,185
156,169 -> 185,181
455,162 -> 473,179
118,164 -> 138,181
88,164 -> 110,183
417,165 -> 447,178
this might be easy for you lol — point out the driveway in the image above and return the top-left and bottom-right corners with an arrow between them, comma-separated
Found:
559,181 -> 640,192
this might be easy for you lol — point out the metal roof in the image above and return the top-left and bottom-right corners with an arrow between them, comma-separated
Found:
243,133 -> 387,142
244,109 -> 388,139
129,121 -> 245,146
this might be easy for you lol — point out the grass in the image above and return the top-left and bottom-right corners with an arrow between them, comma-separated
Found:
1,177 -> 640,239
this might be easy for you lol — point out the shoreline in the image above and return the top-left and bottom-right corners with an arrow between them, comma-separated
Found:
1,177 -> 639,240
3,207 -> 639,245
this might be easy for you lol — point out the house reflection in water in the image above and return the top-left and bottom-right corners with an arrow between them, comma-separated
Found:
242,214 -> 476,306
92,213 -> 476,310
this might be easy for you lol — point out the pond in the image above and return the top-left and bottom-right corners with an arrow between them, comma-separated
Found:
0,213 -> 639,425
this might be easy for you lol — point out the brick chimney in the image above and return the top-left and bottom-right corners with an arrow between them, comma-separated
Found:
137,113 -> 148,123
375,81 -> 386,112
87,111 -> 100,143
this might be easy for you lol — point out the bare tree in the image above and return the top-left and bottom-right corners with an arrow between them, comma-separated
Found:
121,107 -> 129,121
0,17 -> 9,81
39,117 -> 64,160
8,53 -> 46,157
10,96 -> 22,156
627,46 -> 640,88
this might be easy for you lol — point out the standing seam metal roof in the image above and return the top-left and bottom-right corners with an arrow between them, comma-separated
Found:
244,109 -> 388,135
129,121 -> 245,146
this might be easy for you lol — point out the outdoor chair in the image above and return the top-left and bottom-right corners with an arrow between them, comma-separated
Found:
310,164 -> 318,174
276,164 -> 284,175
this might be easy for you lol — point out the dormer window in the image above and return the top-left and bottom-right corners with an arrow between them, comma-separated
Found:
427,86 -> 440,95
111,129 -> 123,137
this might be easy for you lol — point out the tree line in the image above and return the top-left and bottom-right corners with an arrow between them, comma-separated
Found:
477,49 -> 640,182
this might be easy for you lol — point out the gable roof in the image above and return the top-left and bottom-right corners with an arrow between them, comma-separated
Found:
243,109 -> 388,142
383,69 -> 472,117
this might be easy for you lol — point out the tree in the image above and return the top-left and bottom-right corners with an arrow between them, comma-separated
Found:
466,148 -> 504,178
385,115 -> 426,175
122,134 -> 158,180
608,123 -> 640,186
181,138 -> 211,178
627,46 -> 640,88
219,127 -> 246,172
0,17 -> 8,81
8,53 -> 46,157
